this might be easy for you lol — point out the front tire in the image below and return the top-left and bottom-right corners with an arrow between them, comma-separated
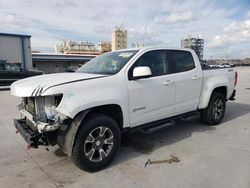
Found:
200,92 -> 226,125
71,113 -> 120,172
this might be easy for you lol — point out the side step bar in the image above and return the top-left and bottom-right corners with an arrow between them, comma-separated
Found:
129,111 -> 198,134
139,120 -> 175,134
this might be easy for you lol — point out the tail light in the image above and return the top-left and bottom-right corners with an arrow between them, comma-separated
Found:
235,71 -> 238,86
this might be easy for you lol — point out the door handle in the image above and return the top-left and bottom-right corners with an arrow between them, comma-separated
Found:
163,80 -> 174,85
193,76 -> 198,80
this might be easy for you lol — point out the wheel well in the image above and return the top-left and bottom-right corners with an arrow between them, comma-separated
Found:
212,86 -> 227,98
85,104 -> 123,130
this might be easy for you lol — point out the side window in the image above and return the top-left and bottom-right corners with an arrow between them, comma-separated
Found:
0,64 -> 5,70
170,50 -> 195,72
5,63 -> 21,71
131,50 -> 169,77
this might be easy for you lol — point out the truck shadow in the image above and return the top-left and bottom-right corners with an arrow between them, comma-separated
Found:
110,101 -> 250,168
223,102 -> 250,122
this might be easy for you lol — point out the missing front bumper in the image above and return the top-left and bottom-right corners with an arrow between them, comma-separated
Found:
19,108 -> 65,133
14,118 -> 57,148
14,118 -> 41,148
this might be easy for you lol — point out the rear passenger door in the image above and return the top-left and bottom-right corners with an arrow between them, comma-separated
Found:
167,50 -> 203,114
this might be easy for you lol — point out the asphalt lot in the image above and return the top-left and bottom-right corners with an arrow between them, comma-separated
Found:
0,67 -> 250,188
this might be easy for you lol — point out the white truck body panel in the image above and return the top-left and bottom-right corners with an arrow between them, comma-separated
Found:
10,72 -> 104,97
11,47 -> 236,130
128,72 -> 176,126
198,69 -> 235,109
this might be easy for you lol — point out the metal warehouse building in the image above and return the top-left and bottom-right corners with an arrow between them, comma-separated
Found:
0,33 -> 33,70
0,32 -> 96,74
32,53 -> 96,73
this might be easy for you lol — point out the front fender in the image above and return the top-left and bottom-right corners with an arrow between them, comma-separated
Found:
57,110 -> 90,156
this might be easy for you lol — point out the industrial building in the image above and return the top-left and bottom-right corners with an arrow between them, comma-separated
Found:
111,28 -> 127,51
0,33 -> 97,73
98,42 -> 111,53
181,36 -> 204,60
55,40 -> 101,55
32,53 -> 96,73
0,33 -> 33,70
0,29 -> 129,75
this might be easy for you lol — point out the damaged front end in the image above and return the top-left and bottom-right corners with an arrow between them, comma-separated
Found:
14,94 -> 70,148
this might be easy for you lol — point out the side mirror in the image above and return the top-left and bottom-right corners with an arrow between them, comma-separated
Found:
132,66 -> 152,79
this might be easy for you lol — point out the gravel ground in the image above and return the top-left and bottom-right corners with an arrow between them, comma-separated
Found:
0,67 -> 249,188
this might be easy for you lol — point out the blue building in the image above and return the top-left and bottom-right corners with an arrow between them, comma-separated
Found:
0,33 -> 32,71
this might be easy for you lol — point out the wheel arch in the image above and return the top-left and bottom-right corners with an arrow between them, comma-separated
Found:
212,86 -> 227,98
57,104 -> 123,156
199,85 -> 227,109
84,104 -> 124,130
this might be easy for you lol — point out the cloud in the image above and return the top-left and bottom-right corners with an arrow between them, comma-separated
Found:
247,11 -> 250,18
0,0 -> 249,58
128,26 -> 166,46
1,13 -> 29,28
154,11 -> 198,24
128,26 -> 153,36
224,20 -> 250,33
208,19 -> 250,48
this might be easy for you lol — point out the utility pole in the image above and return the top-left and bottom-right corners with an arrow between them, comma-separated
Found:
226,46 -> 229,63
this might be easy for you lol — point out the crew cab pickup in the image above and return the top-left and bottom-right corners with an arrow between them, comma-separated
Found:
11,47 -> 237,171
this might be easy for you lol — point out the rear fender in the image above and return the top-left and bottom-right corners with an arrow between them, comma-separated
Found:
198,83 -> 228,109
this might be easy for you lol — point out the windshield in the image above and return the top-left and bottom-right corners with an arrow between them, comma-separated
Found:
76,50 -> 138,75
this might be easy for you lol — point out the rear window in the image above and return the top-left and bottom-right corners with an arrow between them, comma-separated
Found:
170,50 -> 195,72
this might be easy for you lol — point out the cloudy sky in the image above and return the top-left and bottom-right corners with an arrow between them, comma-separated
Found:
0,0 -> 249,59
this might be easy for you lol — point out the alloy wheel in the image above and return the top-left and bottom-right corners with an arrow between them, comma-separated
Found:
212,98 -> 224,120
84,126 -> 114,162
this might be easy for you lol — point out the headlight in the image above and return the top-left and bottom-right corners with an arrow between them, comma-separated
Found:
44,95 -> 63,121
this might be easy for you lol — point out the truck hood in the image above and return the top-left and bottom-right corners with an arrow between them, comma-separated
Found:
10,73 -> 106,97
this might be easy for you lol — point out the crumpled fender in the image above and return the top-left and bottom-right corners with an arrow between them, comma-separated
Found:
57,109 -> 90,156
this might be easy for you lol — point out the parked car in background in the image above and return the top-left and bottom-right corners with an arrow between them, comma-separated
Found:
0,63 -> 43,86
65,66 -> 81,72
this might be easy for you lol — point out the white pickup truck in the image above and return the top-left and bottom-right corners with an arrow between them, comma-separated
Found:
11,47 -> 237,171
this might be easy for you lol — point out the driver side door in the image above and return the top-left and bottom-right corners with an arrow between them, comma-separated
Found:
127,50 -> 176,126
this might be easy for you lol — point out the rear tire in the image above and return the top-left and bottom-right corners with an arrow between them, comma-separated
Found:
71,113 -> 120,172
200,92 -> 226,125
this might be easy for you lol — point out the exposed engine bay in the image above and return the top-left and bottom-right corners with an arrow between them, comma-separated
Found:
18,95 -> 67,133
15,94 -> 71,148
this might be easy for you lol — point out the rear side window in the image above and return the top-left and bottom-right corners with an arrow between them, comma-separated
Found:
170,50 -> 195,72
